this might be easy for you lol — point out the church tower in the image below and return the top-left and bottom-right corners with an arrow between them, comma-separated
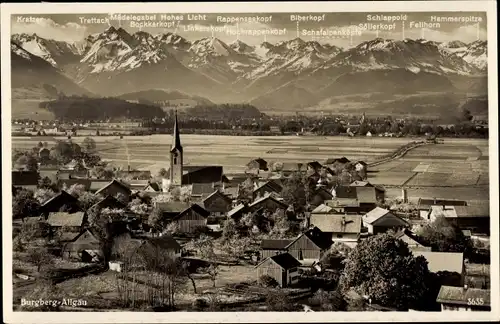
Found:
170,111 -> 183,186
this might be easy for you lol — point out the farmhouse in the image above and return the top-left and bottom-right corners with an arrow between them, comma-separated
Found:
424,205 -> 490,235
252,181 -> 283,200
127,180 -> 151,191
143,182 -> 161,193
228,203 -> 248,220
260,239 -> 293,259
436,286 -> 491,311
393,229 -> 431,252
89,195 -> 127,212
255,253 -> 301,288
41,190 -> 81,214
191,183 -> 219,199
362,207 -> 409,235
95,179 -> 132,202
170,204 -> 210,233
309,187 -> 334,208
89,180 -> 112,193
12,171 -> 39,191
309,214 -> 362,247
248,194 -> 288,213
155,201 -> 191,220
62,229 -> 103,262
201,190 -> 233,217
417,198 -> 467,217
47,211 -> 87,233
325,198 -> 362,214
138,235 -> 182,260
285,227 -> 332,265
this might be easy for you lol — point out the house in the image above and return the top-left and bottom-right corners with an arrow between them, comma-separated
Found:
355,161 -> 368,172
325,198 -> 362,214
465,264 -> 490,289
417,198 -> 467,217
247,158 -> 268,172
223,186 -> 240,200
138,235 -> 182,260
424,205 -> 490,235
362,207 -> 409,235
394,229 -> 431,251
191,182 -> 219,199
62,229 -> 102,262
202,190 -> 233,217
356,187 -> 384,211
255,253 -> 301,288
39,166 -> 59,184
228,203 -> 248,220
309,187 -> 334,208
89,195 -> 127,212
248,194 -> 288,214
307,161 -> 323,172
116,170 -> 151,180
252,181 -> 283,201
260,239 -> 293,259
309,214 -> 362,248
325,157 -> 350,166
285,227 -> 332,265
47,211 -> 87,233
178,166 -> 228,186
89,180 -> 112,193
143,182 -> 161,193
155,201 -> 192,221
436,286 -> 490,311
58,179 -> 92,191
57,169 -> 90,180
331,186 -> 357,199
95,179 -> 132,202
170,204 -> 210,233
413,251 -> 465,283
12,171 -> 39,191
41,190 -> 81,214
127,180 -> 151,191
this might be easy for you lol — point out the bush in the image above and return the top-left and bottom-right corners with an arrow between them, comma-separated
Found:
192,298 -> 208,311
193,225 -> 211,237
259,275 -> 278,288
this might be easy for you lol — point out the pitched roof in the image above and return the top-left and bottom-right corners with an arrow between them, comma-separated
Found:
394,229 -> 429,249
355,187 -> 378,204
417,198 -> 467,209
307,161 -> 323,170
249,194 -> 287,209
260,239 -> 293,250
228,203 -> 247,218
436,286 -> 490,307
325,157 -> 350,164
182,166 -> 224,185
41,190 -> 78,207
256,253 -> 301,270
332,186 -> 357,199
454,205 -> 489,218
203,190 -> 232,205
58,179 -> 92,191
326,198 -> 360,208
116,170 -> 152,179
155,201 -> 191,213
254,181 -> 283,194
47,212 -> 85,227
247,158 -> 268,170
90,180 -> 114,192
311,204 -> 334,214
310,214 -> 362,234
90,195 -> 127,211
144,182 -> 161,191
171,110 -> 183,152
174,203 -> 210,220
191,183 -> 216,196
287,226 -> 332,251
95,179 -> 132,195
146,234 -> 181,251
349,180 -> 373,187
362,207 -> 391,224
12,171 -> 39,186
223,186 -> 239,199
412,251 -> 464,273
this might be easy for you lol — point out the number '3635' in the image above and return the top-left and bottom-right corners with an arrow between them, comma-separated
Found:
467,298 -> 484,305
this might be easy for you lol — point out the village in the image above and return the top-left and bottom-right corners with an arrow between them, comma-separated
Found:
12,113 -> 491,312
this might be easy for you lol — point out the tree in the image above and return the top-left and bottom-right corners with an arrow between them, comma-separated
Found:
78,191 -> 100,210
34,188 -> 57,205
265,291 -> 296,311
15,153 -> 38,171
181,261 -> 198,294
308,289 -> 347,311
19,220 -> 51,243
416,216 -> 472,253
320,242 -> 352,269
50,140 -> 82,164
13,189 -> 41,220
221,236 -> 251,261
339,233 -> 431,310
237,178 -> 254,204
270,209 -> 290,238
221,218 -> 238,241
38,176 -> 57,191
83,153 -> 101,168
128,198 -> 149,215
204,263 -> 219,288
158,168 -> 168,178
27,246 -> 54,272
165,221 -> 180,236
82,137 -> 97,153
462,109 -> 473,122
281,172 -> 307,212
148,208 -> 163,234
66,183 -> 86,198
115,192 -> 129,205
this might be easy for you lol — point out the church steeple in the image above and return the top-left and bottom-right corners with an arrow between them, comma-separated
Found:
171,110 -> 182,153
169,110 -> 183,186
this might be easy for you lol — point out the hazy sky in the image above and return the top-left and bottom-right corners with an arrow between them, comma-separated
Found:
11,12 -> 487,48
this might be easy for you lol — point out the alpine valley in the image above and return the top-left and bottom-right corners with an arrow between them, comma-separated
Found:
11,26 -> 488,117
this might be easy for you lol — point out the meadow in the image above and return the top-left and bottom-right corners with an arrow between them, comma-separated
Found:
11,135 -> 490,202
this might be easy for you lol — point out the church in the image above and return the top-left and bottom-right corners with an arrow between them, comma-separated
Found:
167,111 -> 229,188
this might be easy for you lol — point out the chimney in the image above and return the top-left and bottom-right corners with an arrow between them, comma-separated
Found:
433,197 -> 437,205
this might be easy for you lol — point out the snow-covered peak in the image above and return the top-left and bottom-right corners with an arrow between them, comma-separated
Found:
229,39 -> 255,54
11,42 -> 32,61
189,37 -> 234,57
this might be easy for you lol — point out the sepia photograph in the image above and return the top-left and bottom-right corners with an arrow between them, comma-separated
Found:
2,1 -> 498,323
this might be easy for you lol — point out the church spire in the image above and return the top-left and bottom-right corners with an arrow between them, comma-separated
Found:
171,110 -> 182,152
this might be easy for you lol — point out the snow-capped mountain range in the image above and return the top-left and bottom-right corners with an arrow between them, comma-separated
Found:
11,26 -> 488,108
